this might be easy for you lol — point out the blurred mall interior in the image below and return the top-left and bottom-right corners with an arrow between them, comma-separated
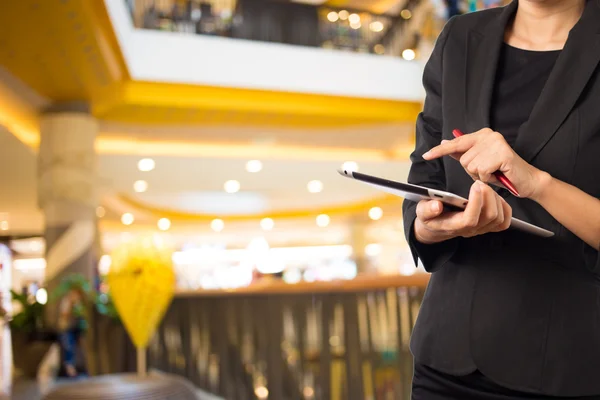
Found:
0,0 -> 508,399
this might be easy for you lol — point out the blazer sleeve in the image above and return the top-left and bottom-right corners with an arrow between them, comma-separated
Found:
402,17 -> 461,273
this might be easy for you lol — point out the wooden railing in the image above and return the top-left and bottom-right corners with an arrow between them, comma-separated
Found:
127,274 -> 429,400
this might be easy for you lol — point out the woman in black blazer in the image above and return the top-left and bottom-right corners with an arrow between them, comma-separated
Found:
403,0 -> 600,398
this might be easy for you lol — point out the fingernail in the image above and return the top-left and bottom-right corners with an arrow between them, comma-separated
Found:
431,202 -> 440,212
441,140 -> 449,144
474,182 -> 482,192
422,151 -> 431,159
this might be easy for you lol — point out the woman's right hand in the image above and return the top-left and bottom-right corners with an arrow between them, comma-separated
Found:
414,181 -> 512,244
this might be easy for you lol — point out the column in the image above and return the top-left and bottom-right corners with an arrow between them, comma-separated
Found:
37,103 -> 98,324
349,218 -> 370,275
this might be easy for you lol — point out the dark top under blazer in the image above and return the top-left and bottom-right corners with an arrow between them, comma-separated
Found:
402,0 -> 600,396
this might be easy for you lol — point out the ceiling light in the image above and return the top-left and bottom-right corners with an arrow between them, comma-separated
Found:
307,180 -> 323,193
348,13 -> 360,24
338,10 -> 349,20
121,213 -> 134,226
0,220 -> 8,231
402,48 -> 416,61
211,219 -> 224,232
316,214 -> 330,227
327,11 -> 339,22
374,44 -> 385,55
401,9 -> 412,19
342,161 -> 359,173
137,158 -> 155,172
246,160 -> 263,173
133,180 -> 148,193
96,206 -> 106,218
369,207 -> 383,221
224,180 -> 241,193
350,21 -> 361,30
370,21 -> 384,32
158,218 -> 171,231
260,218 -> 274,231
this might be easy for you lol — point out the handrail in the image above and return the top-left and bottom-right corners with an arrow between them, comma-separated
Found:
175,273 -> 429,297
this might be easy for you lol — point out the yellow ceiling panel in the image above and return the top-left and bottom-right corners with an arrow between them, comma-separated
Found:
0,0 -> 127,101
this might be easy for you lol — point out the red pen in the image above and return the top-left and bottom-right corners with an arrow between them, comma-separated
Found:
452,129 -> 520,197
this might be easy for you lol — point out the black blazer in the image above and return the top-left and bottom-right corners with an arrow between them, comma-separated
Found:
402,0 -> 600,396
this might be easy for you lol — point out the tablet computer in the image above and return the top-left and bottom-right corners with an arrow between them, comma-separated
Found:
339,169 -> 554,238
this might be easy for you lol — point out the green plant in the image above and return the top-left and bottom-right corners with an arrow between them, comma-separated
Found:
9,290 -> 45,334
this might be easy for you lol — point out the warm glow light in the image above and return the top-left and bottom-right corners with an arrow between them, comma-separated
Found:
342,161 -> 359,173
402,48 -> 416,61
246,160 -> 263,173
99,255 -> 112,275
121,213 -> 135,226
133,180 -> 148,193
303,386 -> 315,398
349,13 -> 360,24
211,219 -> 225,232
307,180 -> 323,193
255,386 -> 269,400
137,158 -> 155,172
224,180 -> 241,193
370,21 -> 384,32
350,21 -> 362,30
35,288 -> 48,305
158,218 -> 171,231
260,218 -> 275,231
316,214 -> 330,227
374,44 -> 385,55
338,10 -> 349,20
96,206 -> 106,218
401,9 -> 412,19
0,221 -> 8,231
369,207 -> 383,221
327,11 -> 339,22
365,243 -> 382,257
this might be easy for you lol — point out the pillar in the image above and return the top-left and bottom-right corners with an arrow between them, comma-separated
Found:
349,218 -> 370,275
37,103 -> 98,324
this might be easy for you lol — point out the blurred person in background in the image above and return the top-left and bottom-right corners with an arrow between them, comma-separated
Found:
58,288 -> 86,378
403,0 -> 600,398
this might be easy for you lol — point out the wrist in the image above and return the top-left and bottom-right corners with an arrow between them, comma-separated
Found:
529,169 -> 554,203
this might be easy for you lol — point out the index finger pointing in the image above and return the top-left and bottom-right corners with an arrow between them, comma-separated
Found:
423,136 -> 475,160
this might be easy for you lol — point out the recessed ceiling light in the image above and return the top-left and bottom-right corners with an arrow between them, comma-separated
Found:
349,13 -> 360,24
402,49 -> 416,61
260,218 -> 274,231
157,218 -> 171,231
121,213 -> 134,226
211,219 -> 225,232
369,207 -> 383,221
401,9 -> 412,19
316,214 -> 330,227
307,180 -> 323,193
369,21 -> 384,32
0,220 -> 8,231
137,158 -> 155,172
224,180 -> 241,193
133,180 -> 148,193
327,11 -> 339,22
246,160 -> 263,173
350,21 -> 361,30
96,206 -> 106,218
338,10 -> 349,20
365,243 -> 382,257
342,161 -> 359,173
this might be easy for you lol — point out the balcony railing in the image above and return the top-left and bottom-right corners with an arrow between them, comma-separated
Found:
126,0 -> 421,57
116,274 -> 429,399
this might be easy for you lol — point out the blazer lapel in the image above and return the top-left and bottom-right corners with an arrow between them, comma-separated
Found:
513,0 -> 600,163
465,1 -> 517,133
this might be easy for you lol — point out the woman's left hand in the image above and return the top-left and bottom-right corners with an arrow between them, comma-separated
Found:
422,128 -> 549,200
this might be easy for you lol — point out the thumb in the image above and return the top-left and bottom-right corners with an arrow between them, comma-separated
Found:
416,200 -> 444,222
